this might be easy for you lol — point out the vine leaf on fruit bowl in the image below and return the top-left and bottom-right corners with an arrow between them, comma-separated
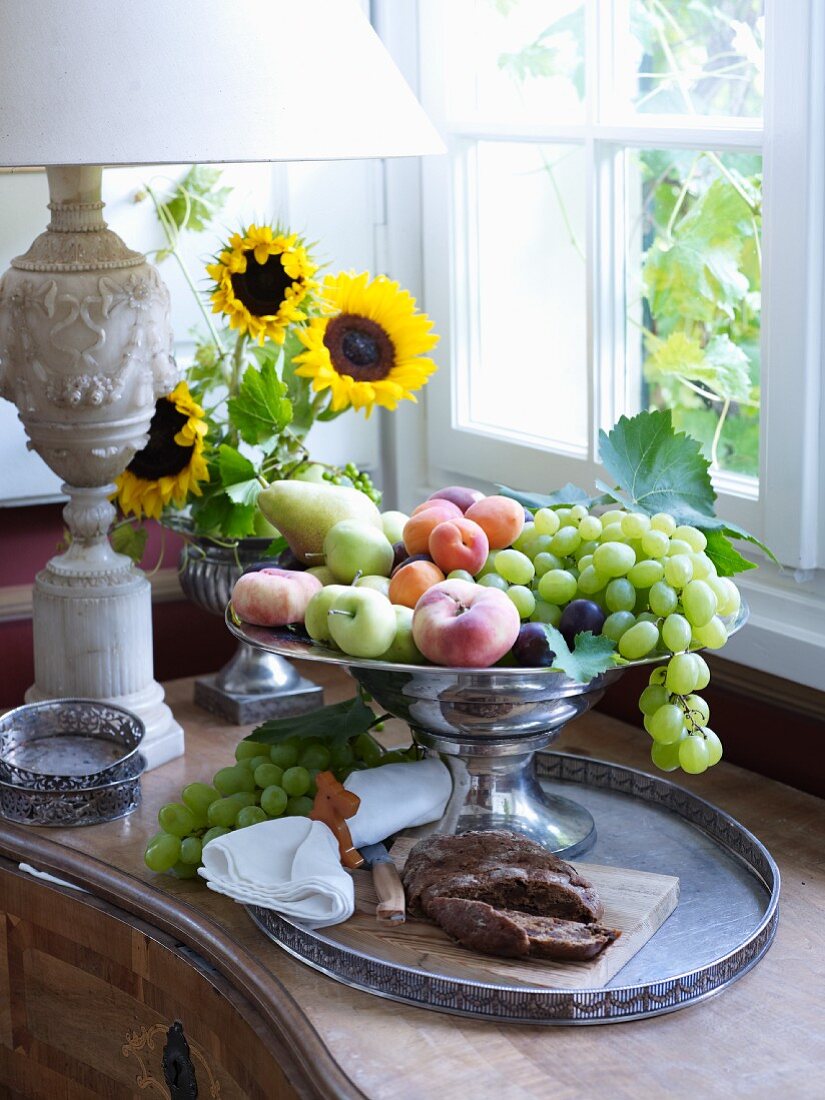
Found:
702,529 -> 756,576
542,626 -> 618,684
247,696 -> 383,749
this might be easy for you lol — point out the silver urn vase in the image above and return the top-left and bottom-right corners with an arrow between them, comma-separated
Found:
178,535 -> 323,724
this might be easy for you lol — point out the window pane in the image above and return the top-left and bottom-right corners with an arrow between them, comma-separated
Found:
625,1 -> 764,118
461,141 -> 588,452
625,149 -> 762,478
442,0 -> 585,124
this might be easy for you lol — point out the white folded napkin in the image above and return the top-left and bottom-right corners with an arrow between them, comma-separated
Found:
345,757 -> 452,848
199,817 -> 353,929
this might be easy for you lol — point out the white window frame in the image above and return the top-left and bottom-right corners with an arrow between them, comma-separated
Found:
376,0 -> 825,690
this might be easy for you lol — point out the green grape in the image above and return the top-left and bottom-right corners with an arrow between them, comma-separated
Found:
171,861 -> 199,879
663,555 -> 693,588
495,549 -> 535,585
637,612 -> 658,623
570,504 -> 589,521
507,585 -> 536,619
282,766 -> 311,797
666,653 -> 700,695
269,740 -> 300,768
599,522 -> 627,543
690,552 -> 716,581
666,539 -> 694,558
627,559 -> 664,588
703,728 -> 723,766
693,654 -> 711,690
650,512 -> 676,536
180,836 -> 203,865
681,580 -> 717,628
605,578 -> 636,613
354,732 -> 383,766
684,694 -> 711,727
576,554 -> 594,572
260,784 -> 289,817
248,754 -> 271,773
662,613 -> 691,652
651,740 -> 681,771
447,569 -> 475,583
621,512 -> 652,539
649,704 -> 686,744
601,510 -> 627,527
578,515 -> 603,540
575,540 -> 598,562
513,528 -> 553,558
575,565 -> 606,595
618,621 -> 660,660
679,734 -> 710,774
299,744 -> 332,771
235,739 -> 268,761
530,600 -> 562,626
533,508 -> 561,536
237,805 -> 268,828
158,802 -> 197,838
708,576 -> 740,618
533,551 -> 564,577
379,750 -> 410,765
593,542 -> 636,578
144,833 -> 181,873
674,525 -> 707,552
649,581 -> 678,617
475,550 -> 501,578
603,610 -> 635,642
478,573 -> 509,591
213,765 -> 256,796
639,684 -> 669,716
207,796 -> 244,828
181,782 -> 220,821
202,826 -> 230,847
692,616 -> 728,649
254,762 -> 284,789
550,526 -> 581,557
642,713 -> 656,736
286,796 -> 315,816
330,741 -> 355,768
649,664 -> 668,685
641,528 -> 670,559
538,569 -> 577,605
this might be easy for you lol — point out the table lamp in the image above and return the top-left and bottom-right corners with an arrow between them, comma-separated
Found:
0,0 -> 443,768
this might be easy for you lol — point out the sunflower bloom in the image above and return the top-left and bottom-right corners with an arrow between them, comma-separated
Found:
293,271 -> 438,417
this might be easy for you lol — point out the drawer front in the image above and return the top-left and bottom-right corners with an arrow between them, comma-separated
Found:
0,863 -> 300,1099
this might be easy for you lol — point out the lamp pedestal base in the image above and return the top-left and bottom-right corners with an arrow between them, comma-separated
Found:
25,485 -> 184,771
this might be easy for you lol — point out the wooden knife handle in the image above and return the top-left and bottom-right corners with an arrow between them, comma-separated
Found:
372,861 -> 406,923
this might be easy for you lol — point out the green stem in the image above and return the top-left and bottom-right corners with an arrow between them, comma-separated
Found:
666,155 -> 700,239
230,332 -> 247,397
710,397 -> 731,470
540,149 -> 585,262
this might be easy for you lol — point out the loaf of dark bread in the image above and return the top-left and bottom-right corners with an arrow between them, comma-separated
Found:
427,897 -> 621,961
403,830 -> 604,924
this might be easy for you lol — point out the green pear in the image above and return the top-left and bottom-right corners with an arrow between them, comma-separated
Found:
257,480 -> 382,564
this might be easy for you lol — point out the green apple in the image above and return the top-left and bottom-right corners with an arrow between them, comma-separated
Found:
327,588 -> 397,658
380,510 -> 409,544
379,605 -> 424,664
304,585 -> 350,643
307,565 -> 337,586
354,574 -> 391,598
323,520 -> 394,583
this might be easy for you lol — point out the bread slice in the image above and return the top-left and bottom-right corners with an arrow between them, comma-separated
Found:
427,897 -> 621,961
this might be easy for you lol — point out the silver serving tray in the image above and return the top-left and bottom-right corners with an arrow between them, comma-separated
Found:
247,752 -> 779,1024
0,754 -> 145,827
0,699 -> 144,791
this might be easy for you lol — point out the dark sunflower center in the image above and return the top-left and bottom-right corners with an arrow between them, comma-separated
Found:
230,253 -> 293,317
324,314 -> 395,382
127,399 -> 193,480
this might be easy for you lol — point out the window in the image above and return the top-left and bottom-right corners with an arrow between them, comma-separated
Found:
377,0 -> 825,688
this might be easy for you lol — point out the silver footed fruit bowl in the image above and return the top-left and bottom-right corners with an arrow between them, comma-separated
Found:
226,601 -> 748,858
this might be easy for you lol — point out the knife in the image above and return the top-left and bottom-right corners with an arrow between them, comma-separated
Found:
360,842 -> 406,923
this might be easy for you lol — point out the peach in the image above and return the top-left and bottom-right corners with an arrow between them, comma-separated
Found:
428,517 -> 489,575
403,502 -> 463,555
231,568 -> 322,627
412,579 -> 520,668
465,495 -> 526,550
388,560 -> 446,609
428,486 -> 486,513
411,498 -> 463,519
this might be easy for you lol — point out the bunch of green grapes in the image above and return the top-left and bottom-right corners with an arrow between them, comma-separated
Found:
322,462 -> 382,505
144,732 -> 417,877
475,505 -> 742,774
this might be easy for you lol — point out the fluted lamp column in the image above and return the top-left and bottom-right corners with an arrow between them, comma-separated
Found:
0,0 -> 443,768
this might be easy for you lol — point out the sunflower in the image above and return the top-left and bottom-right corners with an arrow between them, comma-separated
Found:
292,271 -> 438,416
115,382 -> 209,521
206,225 -> 317,345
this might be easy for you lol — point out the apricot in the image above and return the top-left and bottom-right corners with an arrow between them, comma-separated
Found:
403,502 -> 463,555
465,496 -> 526,550
411,498 -> 463,519
429,517 -> 489,575
388,560 -> 446,609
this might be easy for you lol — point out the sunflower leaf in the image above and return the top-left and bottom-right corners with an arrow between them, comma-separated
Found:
228,361 -> 293,447
158,165 -> 232,236
190,491 -> 258,539
110,522 -> 148,565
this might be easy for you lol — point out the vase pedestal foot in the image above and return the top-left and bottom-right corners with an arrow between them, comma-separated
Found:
194,642 -> 323,725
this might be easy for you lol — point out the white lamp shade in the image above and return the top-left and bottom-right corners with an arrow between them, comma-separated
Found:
0,0 -> 444,166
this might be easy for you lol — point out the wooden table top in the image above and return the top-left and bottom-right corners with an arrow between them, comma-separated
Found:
1,665 -> 823,1100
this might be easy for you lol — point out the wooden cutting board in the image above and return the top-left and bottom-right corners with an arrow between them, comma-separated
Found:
324,840 -> 680,990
